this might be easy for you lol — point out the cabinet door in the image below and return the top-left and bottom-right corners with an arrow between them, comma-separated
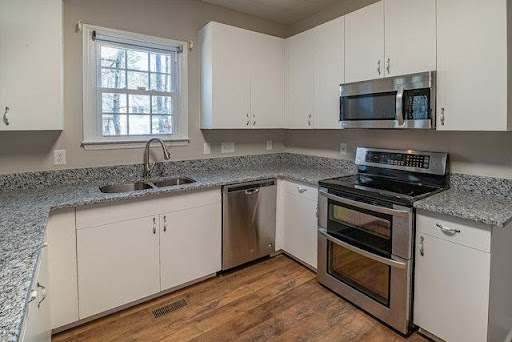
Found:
284,192 -> 318,269
77,216 -> 160,318
436,0 -> 508,131
414,233 -> 490,342
211,23 -> 251,128
20,245 -> 51,342
384,0 -> 436,77
251,33 -> 284,129
313,17 -> 344,129
286,30 -> 314,129
160,203 -> 221,291
0,0 -> 62,130
344,1 -> 385,83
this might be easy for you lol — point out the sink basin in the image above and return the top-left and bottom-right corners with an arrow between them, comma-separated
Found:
100,182 -> 153,193
152,177 -> 196,188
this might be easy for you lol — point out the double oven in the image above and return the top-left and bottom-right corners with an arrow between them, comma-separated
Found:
316,147 -> 448,335
317,189 -> 413,334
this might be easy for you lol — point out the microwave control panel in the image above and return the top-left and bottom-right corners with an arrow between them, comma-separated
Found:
365,151 -> 430,169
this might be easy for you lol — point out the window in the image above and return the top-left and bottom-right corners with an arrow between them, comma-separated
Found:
82,25 -> 188,149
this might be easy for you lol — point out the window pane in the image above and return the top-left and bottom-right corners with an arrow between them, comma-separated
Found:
152,96 -> 172,114
103,114 -> 127,136
127,50 -> 149,71
101,46 -> 126,68
101,68 -> 126,89
127,71 -> 149,90
152,115 -> 172,134
129,115 -> 151,135
150,73 -> 171,92
102,93 -> 127,113
150,53 -> 171,73
128,95 -> 150,114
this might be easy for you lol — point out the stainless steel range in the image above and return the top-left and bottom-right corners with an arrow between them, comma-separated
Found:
317,147 -> 448,335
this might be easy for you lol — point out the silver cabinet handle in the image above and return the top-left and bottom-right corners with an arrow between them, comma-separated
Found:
419,236 -> 424,256
377,59 -> 381,75
27,289 -> 38,304
396,86 -> 405,126
37,282 -> 46,308
163,216 -> 167,232
386,58 -> 391,74
245,188 -> 260,195
297,187 -> 307,193
440,108 -> 445,126
252,114 -> 256,126
153,217 -> 156,234
246,113 -> 250,126
3,107 -> 9,125
436,223 -> 460,234
308,114 -> 312,126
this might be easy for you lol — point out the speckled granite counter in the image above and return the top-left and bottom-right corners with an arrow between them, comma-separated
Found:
0,153 -> 356,342
414,173 -> 512,228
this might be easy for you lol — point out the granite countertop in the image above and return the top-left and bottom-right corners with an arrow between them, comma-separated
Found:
0,157 -> 355,342
414,188 -> 512,228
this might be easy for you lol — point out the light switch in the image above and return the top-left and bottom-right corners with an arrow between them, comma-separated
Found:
221,142 -> 235,153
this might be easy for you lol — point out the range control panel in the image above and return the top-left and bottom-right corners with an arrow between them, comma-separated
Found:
365,151 -> 430,169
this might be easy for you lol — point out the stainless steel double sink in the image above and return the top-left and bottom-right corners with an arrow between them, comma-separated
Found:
100,177 -> 196,193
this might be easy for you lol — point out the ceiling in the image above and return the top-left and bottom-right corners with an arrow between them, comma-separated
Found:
201,0 -> 340,24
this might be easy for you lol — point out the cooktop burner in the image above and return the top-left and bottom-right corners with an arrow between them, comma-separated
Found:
319,147 -> 449,206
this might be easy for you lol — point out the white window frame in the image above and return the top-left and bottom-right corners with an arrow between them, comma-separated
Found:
82,25 -> 189,150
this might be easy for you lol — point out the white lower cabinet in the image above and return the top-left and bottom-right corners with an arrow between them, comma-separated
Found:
77,216 -> 161,318
414,211 -> 492,342
19,242 -> 51,342
283,181 -> 318,269
160,203 -> 221,291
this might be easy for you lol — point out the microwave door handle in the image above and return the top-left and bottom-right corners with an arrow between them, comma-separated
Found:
318,188 -> 410,217
396,86 -> 405,126
319,229 -> 407,270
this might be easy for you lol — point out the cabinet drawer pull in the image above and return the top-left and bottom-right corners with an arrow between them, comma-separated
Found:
436,223 -> 460,234
440,108 -> 445,126
37,282 -> 47,308
3,107 -> 9,126
386,58 -> 390,74
163,216 -> 167,232
153,218 -> 157,234
297,187 -> 307,193
377,59 -> 381,75
419,236 -> 424,256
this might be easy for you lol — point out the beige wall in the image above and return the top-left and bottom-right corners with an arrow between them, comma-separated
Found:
0,0 -> 511,180
0,0 -> 287,174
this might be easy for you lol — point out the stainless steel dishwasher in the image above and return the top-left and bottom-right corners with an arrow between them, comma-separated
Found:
222,179 -> 277,270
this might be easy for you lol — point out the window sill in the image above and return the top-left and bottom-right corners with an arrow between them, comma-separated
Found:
82,138 -> 190,150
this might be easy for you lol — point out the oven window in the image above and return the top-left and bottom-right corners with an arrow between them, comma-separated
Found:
328,201 -> 392,257
328,242 -> 390,306
341,92 -> 396,121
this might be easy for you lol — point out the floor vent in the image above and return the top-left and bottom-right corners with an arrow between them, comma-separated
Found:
152,298 -> 188,318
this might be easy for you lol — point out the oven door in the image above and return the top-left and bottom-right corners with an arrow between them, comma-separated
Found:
317,229 -> 412,334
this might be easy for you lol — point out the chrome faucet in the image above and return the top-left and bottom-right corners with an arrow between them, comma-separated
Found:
143,138 -> 171,179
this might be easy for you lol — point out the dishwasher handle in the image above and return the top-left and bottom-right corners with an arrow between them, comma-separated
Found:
245,188 -> 260,195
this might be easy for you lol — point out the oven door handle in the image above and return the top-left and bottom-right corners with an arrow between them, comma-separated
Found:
319,229 -> 407,270
318,188 -> 410,217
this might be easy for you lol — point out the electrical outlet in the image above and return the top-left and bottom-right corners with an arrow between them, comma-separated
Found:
203,142 -> 211,155
266,140 -> 273,151
221,142 -> 235,153
54,149 -> 66,165
340,143 -> 348,157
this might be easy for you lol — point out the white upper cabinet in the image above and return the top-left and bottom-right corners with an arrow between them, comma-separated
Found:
344,1 -> 385,83
286,30 -> 315,129
313,17 -> 344,129
0,0 -> 63,131
384,0 -> 436,77
200,22 -> 251,129
200,22 -> 284,129
436,0 -> 510,131
251,32 -> 285,128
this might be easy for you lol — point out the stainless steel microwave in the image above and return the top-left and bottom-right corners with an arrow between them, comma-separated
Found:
339,71 -> 435,129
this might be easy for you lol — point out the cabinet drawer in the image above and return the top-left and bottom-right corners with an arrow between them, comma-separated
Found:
77,189 -> 221,229
417,210 -> 491,253
284,180 -> 318,201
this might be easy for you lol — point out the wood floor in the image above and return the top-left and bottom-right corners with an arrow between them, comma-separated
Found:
52,255 -> 429,342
